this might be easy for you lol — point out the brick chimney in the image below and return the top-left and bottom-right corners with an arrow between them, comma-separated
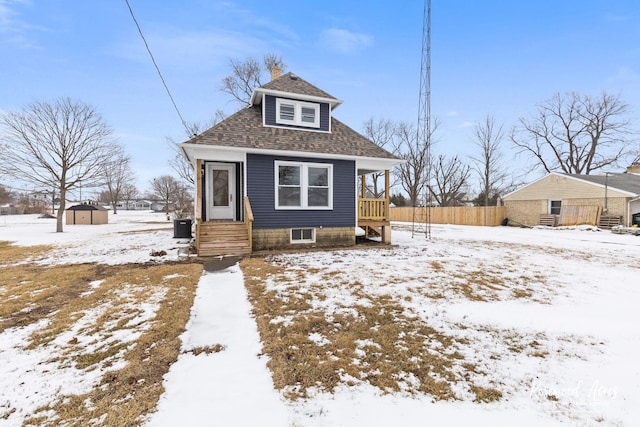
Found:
626,163 -> 640,175
270,65 -> 282,81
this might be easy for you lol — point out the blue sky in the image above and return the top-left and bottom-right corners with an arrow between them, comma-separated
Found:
1,0 -> 639,194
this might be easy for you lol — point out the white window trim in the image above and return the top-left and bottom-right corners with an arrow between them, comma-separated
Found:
275,161 -> 333,210
549,199 -> 562,215
290,228 -> 316,244
275,98 -> 320,128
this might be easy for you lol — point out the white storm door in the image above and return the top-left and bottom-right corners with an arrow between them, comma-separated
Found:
207,163 -> 236,220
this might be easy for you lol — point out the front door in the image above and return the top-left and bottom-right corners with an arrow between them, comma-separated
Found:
206,163 -> 236,220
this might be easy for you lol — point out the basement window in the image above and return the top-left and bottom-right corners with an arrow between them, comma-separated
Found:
291,228 -> 315,243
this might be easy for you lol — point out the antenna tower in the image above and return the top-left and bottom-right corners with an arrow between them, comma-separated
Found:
413,0 -> 432,239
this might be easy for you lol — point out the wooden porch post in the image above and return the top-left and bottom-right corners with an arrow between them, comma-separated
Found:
195,159 -> 202,222
195,159 -> 202,252
385,170 -> 390,216
383,169 -> 391,243
360,174 -> 366,198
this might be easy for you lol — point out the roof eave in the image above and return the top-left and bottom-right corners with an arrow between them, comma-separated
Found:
180,142 -> 403,167
250,88 -> 343,108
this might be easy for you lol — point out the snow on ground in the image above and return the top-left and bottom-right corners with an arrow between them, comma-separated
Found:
262,224 -> 640,426
1,212 -> 639,426
0,211 -> 188,264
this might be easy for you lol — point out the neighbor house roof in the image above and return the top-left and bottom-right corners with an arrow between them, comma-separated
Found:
186,105 -> 398,160
504,171 -> 640,200
567,173 -> 640,195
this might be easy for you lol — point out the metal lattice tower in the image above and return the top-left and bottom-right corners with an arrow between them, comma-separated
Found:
413,0 -> 432,239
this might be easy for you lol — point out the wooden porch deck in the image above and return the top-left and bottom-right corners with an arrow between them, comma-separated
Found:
357,198 -> 391,241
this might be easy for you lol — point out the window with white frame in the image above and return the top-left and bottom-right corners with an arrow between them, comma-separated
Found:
276,98 -> 320,128
275,161 -> 332,209
549,200 -> 562,215
291,228 -> 315,243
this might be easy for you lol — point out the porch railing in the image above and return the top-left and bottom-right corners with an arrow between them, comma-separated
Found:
244,196 -> 254,252
358,198 -> 388,221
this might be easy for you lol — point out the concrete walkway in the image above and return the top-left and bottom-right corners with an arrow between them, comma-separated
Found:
146,262 -> 289,426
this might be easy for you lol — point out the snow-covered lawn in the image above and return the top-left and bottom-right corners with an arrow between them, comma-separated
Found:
236,224 -> 639,426
1,212 -> 638,426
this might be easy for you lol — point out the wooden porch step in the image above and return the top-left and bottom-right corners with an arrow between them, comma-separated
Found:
197,221 -> 251,256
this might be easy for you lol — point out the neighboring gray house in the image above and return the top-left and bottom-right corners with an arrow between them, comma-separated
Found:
180,69 -> 402,256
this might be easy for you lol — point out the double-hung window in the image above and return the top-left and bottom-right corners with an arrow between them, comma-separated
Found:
275,161 -> 332,209
549,200 -> 562,215
276,98 -> 320,128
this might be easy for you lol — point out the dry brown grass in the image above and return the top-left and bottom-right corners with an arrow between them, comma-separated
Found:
0,263 -> 99,333
0,244 -> 203,427
241,257 -> 493,402
0,240 -> 54,266
470,385 -> 503,403
29,263 -> 203,427
187,344 -> 227,355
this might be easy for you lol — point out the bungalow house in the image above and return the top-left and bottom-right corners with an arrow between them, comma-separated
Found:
180,69 -> 403,256
115,199 -> 152,211
503,165 -> 640,227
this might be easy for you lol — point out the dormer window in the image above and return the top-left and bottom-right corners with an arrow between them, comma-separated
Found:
276,98 -> 320,128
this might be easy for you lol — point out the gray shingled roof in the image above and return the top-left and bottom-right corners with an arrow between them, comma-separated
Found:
258,72 -> 338,101
568,173 -> 640,195
187,105 -> 398,160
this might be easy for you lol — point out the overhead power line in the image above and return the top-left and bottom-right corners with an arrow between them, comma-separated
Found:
124,0 -> 192,136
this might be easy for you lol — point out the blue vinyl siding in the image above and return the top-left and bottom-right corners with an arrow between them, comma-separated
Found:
264,95 -> 330,132
247,153 -> 355,229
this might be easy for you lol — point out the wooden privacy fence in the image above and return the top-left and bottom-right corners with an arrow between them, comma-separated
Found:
390,206 -> 506,226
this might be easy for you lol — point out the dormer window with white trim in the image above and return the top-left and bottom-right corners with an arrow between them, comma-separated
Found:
276,98 -> 320,128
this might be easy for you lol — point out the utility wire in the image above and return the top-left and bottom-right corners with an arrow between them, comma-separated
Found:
124,0 -> 192,136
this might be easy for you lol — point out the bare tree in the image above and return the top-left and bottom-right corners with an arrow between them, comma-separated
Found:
102,145 -> 136,214
511,91 -> 636,175
361,117 -> 398,198
469,115 -> 509,206
0,184 -> 11,205
0,97 -> 115,232
121,183 -> 139,210
263,53 -> 286,73
430,155 -> 471,207
150,175 -> 181,215
394,120 -> 439,206
168,113 -> 226,186
220,53 -> 286,105
174,182 -> 193,216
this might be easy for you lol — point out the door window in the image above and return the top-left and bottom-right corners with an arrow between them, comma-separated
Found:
213,170 -> 229,206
